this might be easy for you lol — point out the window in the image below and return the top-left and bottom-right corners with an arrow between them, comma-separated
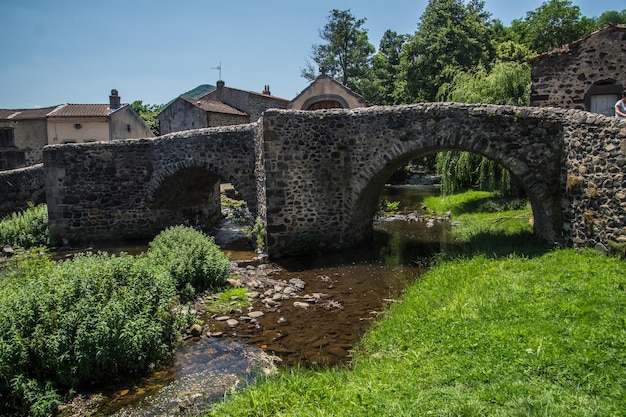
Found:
590,94 -> 618,116
307,100 -> 344,110
74,123 -> 82,130
0,128 -> 15,147
127,124 -> 131,132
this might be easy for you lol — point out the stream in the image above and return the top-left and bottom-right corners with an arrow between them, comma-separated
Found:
57,184 -> 453,417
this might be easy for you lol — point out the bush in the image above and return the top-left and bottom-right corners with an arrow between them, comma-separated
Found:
0,251 -> 178,416
147,226 -> 230,296
0,203 -> 49,249
0,225 -> 230,415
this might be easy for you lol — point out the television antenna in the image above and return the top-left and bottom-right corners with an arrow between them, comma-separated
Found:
211,62 -> 222,80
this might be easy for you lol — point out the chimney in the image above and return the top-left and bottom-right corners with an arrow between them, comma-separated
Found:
109,89 -> 121,109
263,85 -> 271,95
215,80 -> 225,100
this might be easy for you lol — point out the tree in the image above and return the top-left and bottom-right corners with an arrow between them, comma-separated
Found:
355,30 -> 408,105
303,9 -> 375,89
131,100 -> 161,136
510,0 -> 595,54
397,0 -> 495,103
596,9 -> 626,27
435,62 -> 530,196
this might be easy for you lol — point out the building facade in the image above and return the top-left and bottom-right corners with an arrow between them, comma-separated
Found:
158,81 -> 289,134
529,24 -> 626,116
0,90 -> 154,170
288,74 -> 367,110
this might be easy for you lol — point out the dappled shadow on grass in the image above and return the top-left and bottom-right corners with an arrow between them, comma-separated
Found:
440,230 -> 555,260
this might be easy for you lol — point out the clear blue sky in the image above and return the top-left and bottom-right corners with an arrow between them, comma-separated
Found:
0,0 -> 613,109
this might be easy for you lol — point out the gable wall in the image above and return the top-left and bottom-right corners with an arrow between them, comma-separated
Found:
530,26 -> 626,112
158,99 -> 208,134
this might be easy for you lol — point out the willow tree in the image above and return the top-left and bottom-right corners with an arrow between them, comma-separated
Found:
436,62 -> 530,196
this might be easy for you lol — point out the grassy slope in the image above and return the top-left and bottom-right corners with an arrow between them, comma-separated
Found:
206,192 -> 626,417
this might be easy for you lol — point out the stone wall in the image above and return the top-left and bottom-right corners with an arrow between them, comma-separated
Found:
0,164 -> 45,219
44,123 -> 261,245
561,111 -> 626,252
530,25 -> 626,112
262,104 -> 626,256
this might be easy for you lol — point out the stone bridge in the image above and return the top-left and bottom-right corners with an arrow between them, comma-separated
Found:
39,103 -> 626,256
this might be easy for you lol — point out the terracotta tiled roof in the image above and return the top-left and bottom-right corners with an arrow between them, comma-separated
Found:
0,106 -> 60,120
528,24 -> 626,63
181,97 -> 248,116
47,103 -> 126,118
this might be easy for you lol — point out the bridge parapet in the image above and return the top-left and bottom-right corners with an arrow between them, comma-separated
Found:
44,123 -> 260,245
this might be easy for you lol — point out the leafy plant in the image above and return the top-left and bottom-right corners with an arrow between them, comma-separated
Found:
148,225 -> 230,295
0,203 -> 49,249
0,251 -> 178,416
204,287 -> 250,314
378,199 -> 400,215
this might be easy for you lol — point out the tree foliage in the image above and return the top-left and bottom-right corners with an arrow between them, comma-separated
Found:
397,0 -> 495,102
303,9 -> 375,89
436,62 -> 530,196
437,62 -> 530,106
509,0 -> 596,54
356,30 -> 408,105
596,9 -> 626,27
131,100 -> 161,136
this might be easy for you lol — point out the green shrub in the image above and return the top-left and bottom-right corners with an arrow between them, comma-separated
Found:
0,203 -> 49,249
148,226 -> 230,296
0,251 -> 179,416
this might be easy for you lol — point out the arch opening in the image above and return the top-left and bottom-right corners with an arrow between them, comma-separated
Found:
151,167 -> 222,230
348,148 -> 545,255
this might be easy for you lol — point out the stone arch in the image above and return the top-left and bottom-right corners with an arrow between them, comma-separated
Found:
302,94 -> 351,110
147,156 -> 258,216
261,104 -> 567,256
345,143 -> 559,246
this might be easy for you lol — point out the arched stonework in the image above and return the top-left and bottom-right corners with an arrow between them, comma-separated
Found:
262,104 -> 626,256
42,103 -> 626,254
44,123 -> 261,244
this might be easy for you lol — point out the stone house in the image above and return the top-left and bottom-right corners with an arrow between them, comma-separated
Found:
158,81 -> 289,134
158,96 -> 249,134
0,106 -> 57,170
288,73 -> 367,110
0,89 -> 154,171
529,24 -> 626,116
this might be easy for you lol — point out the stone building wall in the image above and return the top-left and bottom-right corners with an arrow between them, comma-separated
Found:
158,99 -> 207,134
208,112 -> 249,127
530,25 -> 626,112
247,95 -> 288,122
0,164 -> 45,219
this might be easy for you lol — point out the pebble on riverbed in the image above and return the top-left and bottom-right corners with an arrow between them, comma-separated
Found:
187,257 -> 346,340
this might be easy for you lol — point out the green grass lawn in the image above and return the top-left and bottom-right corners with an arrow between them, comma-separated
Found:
205,191 -> 626,416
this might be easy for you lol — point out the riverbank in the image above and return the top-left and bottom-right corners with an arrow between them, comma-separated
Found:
205,191 -> 626,416
206,248 -> 626,416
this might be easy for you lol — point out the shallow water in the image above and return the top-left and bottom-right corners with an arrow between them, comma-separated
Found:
59,184 -> 450,416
